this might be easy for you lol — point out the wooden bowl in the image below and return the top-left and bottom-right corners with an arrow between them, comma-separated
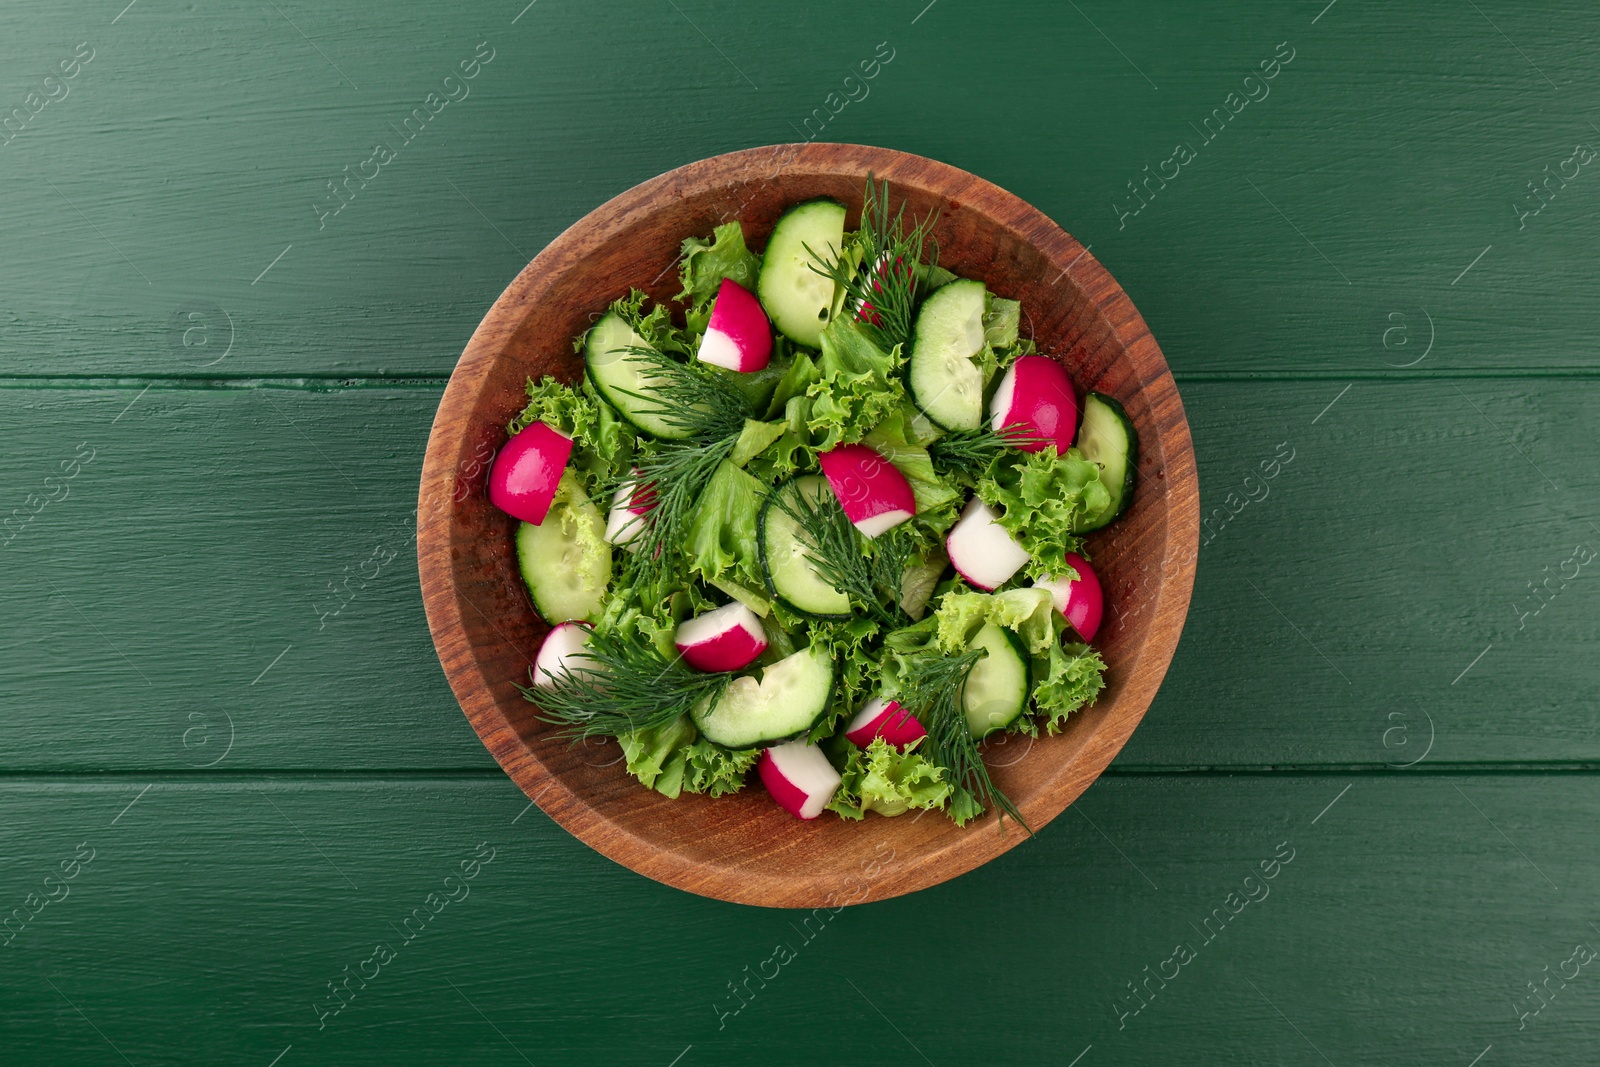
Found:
418,144 -> 1198,908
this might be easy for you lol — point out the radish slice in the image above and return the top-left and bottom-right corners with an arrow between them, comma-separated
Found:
488,421 -> 573,525
1034,552 -> 1104,641
674,602 -> 768,672
758,739 -> 842,820
844,696 -> 927,748
946,497 -> 1030,590
697,278 -> 773,373
818,443 -> 916,538
603,473 -> 654,550
989,355 -> 1080,454
532,622 -> 593,688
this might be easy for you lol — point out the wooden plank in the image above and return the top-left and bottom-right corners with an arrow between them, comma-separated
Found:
1,1 -> 1597,376
0,378 -> 1596,771
0,773 -> 1592,1064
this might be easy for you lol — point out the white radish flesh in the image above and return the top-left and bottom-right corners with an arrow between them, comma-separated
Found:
946,497 -> 1030,590
532,622 -> 593,688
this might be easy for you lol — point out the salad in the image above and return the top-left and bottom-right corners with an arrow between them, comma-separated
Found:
489,179 -> 1137,829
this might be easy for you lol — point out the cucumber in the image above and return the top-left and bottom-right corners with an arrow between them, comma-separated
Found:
962,622 -> 1030,738
583,310 -> 695,440
1075,392 -> 1138,531
908,278 -> 988,430
691,646 -> 834,748
758,199 -> 846,349
515,474 -> 613,623
758,475 -> 851,619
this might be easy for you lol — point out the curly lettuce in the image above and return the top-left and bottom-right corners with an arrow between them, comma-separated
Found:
975,447 -> 1110,579
933,587 -> 1057,656
683,460 -> 767,593
677,222 -> 762,332
802,317 -> 906,452
826,736 -> 951,820
805,616 -> 882,742
508,376 -> 633,495
621,716 -> 759,798
1034,634 -> 1106,735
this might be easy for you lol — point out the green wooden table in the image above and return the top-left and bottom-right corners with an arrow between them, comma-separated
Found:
5,1 -> 1598,1062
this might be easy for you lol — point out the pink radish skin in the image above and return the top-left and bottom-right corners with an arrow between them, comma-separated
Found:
697,279 -> 773,372
759,740 -> 842,820
946,497 -> 1030,591
844,697 -> 927,748
674,602 -> 768,673
818,443 -> 917,538
488,421 -> 573,525
604,474 -> 654,550
989,355 -> 1080,454
532,622 -> 593,688
1034,552 -> 1104,641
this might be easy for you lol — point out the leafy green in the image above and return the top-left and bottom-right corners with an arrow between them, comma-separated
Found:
1034,636 -> 1106,735
728,419 -> 787,468
763,350 -> 821,420
507,376 -> 634,494
608,287 -> 691,357
933,587 -> 1057,657
802,317 -> 906,452
683,460 -> 767,590
677,222 -> 762,332
826,737 -> 951,819
983,296 -> 1021,349
620,716 -> 758,798
975,447 -> 1111,579
806,616 -> 882,742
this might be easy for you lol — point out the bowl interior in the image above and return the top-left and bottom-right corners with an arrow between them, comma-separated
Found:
418,143 -> 1198,908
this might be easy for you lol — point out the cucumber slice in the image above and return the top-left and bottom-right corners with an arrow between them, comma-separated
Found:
583,310 -> 695,440
1075,392 -> 1138,531
691,646 -> 835,748
758,475 -> 852,619
908,278 -> 988,430
962,622 -> 1030,738
515,475 -> 613,623
758,198 -> 846,349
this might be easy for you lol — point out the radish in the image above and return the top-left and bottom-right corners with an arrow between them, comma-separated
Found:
674,602 -> 768,672
989,354 -> 1080,454
532,621 -> 593,687
696,278 -> 772,373
488,421 -> 573,525
818,443 -> 916,538
844,696 -> 926,748
946,497 -> 1030,590
603,474 -> 654,550
1034,551 -> 1104,641
758,739 -> 842,820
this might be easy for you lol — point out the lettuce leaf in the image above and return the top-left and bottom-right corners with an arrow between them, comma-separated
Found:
975,447 -> 1111,579
984,296 -> 1021,349
605,288 -> 690,357
1034,637 -> 1106,735
677,222 -> 762,332
803,317 -> 907,452
805,616 -> 882,742
683,460 -> 767,590
862,403 -> 962,534
621,715 -> 759,798
826,736 -> 951,820
728,419 -> 787,468
763,350 -> 821,420
933,587 -> 1057,656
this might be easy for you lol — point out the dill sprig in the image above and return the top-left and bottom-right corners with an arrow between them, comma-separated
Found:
929,426 -> 1045,479
771,479 -> 914,625
898,648 -> 1030,832
518,626 -> 732,741
806,176 -> 939,352
618,433 -> 739,583
614,345 -> 752,441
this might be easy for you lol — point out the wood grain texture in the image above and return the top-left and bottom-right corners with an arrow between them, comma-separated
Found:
418,143 -> 1199,906
1,774 -> 1596,1066
0,379 -> 1595,772
2,1 -> 1598,377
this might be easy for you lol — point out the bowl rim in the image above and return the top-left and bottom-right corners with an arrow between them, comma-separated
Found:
418,142 -> 1199,907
